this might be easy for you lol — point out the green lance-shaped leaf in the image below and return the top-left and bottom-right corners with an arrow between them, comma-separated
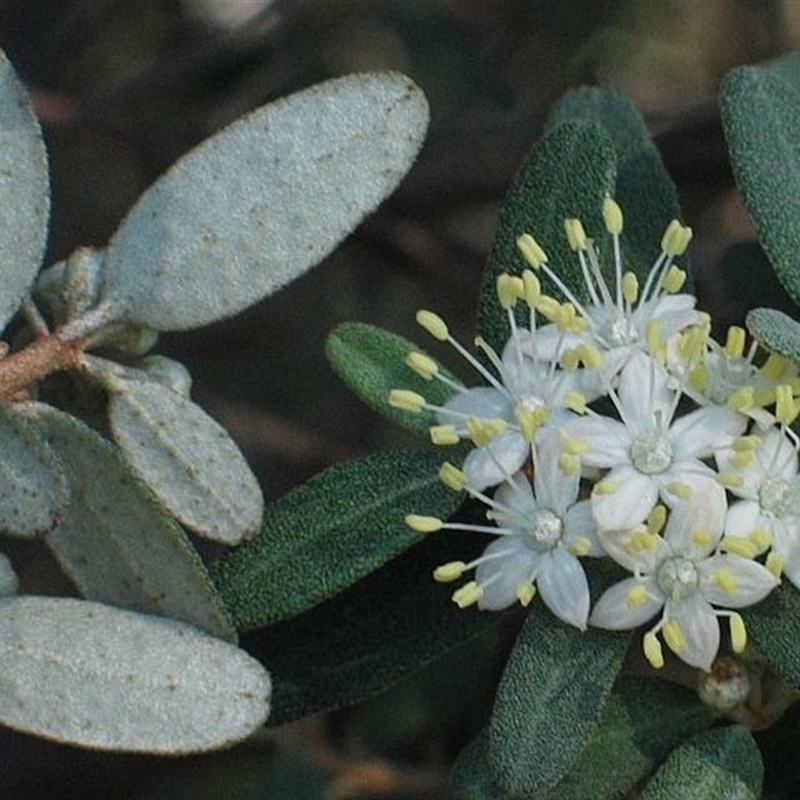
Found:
0,403 -> 67,537
326,321 -> 461,436
452,729 -> 516,800
243,529 -> 499,725
212,449 -> 462,630
27,403 -> 235,641
0,49 -> 50,332
546,87 -> 683,285
104,370 -> 263,544
746,307 -> 800,368
477,122 -> 617,351
0,596 -> 270,753
98,71 -> 429,332
488,605 -> 630,797
638,725 -> 763,800
721,66 -> 800,308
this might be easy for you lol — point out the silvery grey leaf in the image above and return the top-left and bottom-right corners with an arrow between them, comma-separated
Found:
0,551 -> 18,595
25,403 -> 236,641
0,596 -> 270,753
0,404 -> 67,537
137,354 -> 193,397
106,374 -> 263,544
99,71 -> 429,331
0,50 -> 49,332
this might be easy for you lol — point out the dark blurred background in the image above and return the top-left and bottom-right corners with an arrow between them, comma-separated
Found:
0,1 -> 798,797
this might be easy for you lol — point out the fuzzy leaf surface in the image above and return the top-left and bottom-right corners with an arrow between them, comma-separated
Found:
106,373 -> 263,544
0,50 -> 50,332
746,307 -> 800,366
100,72 -> 429,331
488,606 -> 630,797
639,725 -> 762,800
0,596 -> 269,753
212,448 -> 462,630
326,321 -> 460,436
28,403 -> 235,641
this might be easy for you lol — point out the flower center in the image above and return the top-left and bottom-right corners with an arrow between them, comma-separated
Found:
603,311 -> 638,347
759,477 -> 795,518
524,508 -> 562,551
630,432 -> 673,474
656,556 -> 699,600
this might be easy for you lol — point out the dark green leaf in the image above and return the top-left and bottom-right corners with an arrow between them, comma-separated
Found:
488,605 -> 630,796
242,530 -> 506,725
746,307 -> 800,367
639,725 -> 763,800
452,729 -> 516,800
326,322 -> 460,436
212,449 -> 463,630
477,123 -> 617,350
721,66 -> 800,307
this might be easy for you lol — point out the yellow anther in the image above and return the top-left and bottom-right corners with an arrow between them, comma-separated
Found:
719,536 -> 757,559
518,407 -> 548,442
439,462 -> 467,492
406,514 -> 444,533
602,196 -> 624,234
389,389 -> 426,413
646,319 -> 663,358
725,326 -> 746,359
688,366 -> 709,392
564,437 -> 589,455
663,619 -> 687,654
621,272 -> 639,305
733,435 -> 761,452
776,384 -> 800,425
416,309 -> 449,341
516,581 -> 536,607
568,537 -> 592,557
629,531 -> 660,552
730,613 -> 747,653
753,387 -> 777,407
715,568 -> 738,594
647,505 -> 667,536
497,273 -> 523,309
577,343 -> 604,369
405,351 -> 439,380
625,584 -> 650,609
565,391 -> 588,414
767,551 -> 785,578
452,581 -> 483,608
558,453 -> 580,476
727,385 -> 755,412
660,220 -> 682,254
749,528 -> 772,552
466,417 -> 492,447
730,451 -> 754,470
536,294 -> 561,323
433,561 -> 466,582
557,302 -> 578,333
560,348 -> 580,371
517,233 -> 548,269
643,632 -> 665,669
666,482 -> 693,500
692,528 -> 712,548
594,480 -> 618,496
763,353 -> 789,380
430,424 -> 460,446
663,265 -> 687,293
661,220 -> 693,257
522,269 -> 541,307
717,472 -> 745,490
564,218 -> 588,251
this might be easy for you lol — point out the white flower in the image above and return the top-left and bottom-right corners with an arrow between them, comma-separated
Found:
561,351 -> 747,531
719,426 -> 800,587
590,480 -> 779,671
409,433 -> 602,629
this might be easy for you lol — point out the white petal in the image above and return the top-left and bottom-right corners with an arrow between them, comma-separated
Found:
536,549 -> 591,630
533,431 -> 579,515
662,478 -> 726,558
592,466 -> 658,530
617,352 -> 673,432
476,538 -> 538,611
670,406 -> 747,460
563,500 -> 603,556
724,499 -> 766,539
644,294 -> 699,339
589,576 -> 663,630
462,431 -> 529,491
559,415 -> 631,469
665,594 -> 719,671
598,524 -> 669,575
494,475 -> 536,518
438,387 -> 513,431
699,554 -> 779,608
754,427 -> 798,482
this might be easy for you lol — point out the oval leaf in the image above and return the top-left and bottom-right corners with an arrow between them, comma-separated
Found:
0,596 -> 270,753
106,373 -> 263,544
0,50 -> 49,332
212,449 -> 463,630
639,726 -> 763,800
0,404 -> 67,537
488,605 -> 630,796
746,307 -> 800,367
26,403 -> 235,641
100,71 -> 429,331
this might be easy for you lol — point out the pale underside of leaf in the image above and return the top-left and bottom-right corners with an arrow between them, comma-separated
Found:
0,50 -> 50,332
100,71 -> 429,331
0,596 -> 270,753
25,403 -> 236,641
107,376 -> 263,543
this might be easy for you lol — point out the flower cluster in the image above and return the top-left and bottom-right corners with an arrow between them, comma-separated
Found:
394,198 -> 795,672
